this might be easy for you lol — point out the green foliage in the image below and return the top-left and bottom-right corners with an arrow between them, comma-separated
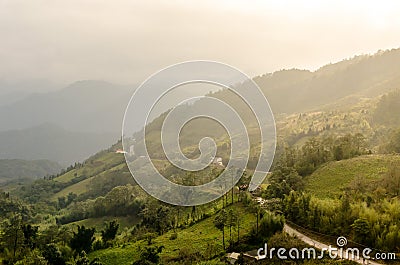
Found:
168,232 -> 177,240
282,191 -> 400,252
0,213 -> 24,260
266,134 -> 367,199
70,251 -> 103,265
8,61 -> 400,264
58,185 -> 144,224
139,201 -> 173,235
42,243 -> 66,265
267,232 -> 309,250
55,149 -> 125,184
213,209 -> 227,249
22,224 -> 38,249
0,192 -> 31,220
20,178 -> 71,203
39,225 -> 72,247
101,221 -> 119,243
351,218 -> 371,245
132,246 -> 164,265
13,249 -> 48,265
293,134 -> 367,176
264,167 -> 304,199
70,225 -> 96,253
90,203 -> 256,265
259,212 -> 284,237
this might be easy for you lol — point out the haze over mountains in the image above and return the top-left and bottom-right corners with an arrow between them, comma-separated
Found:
256,48 -> 400,114
0,48 -> 400,166
0,124 -> 116,165
0,80 -> 131,165
0,80 -> 132,133
0,79 -> 58,106
0,159 -> 62,184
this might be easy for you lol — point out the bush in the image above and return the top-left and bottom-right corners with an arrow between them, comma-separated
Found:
169,232 -> 178,240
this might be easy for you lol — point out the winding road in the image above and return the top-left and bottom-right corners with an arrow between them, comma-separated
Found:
284,224 -> 382,265
254,197 -> 383,264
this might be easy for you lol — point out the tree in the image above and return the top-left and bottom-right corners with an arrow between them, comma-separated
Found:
0,214 -> 24,258
71,251 -> 103,265
333,145 -> 344,161
227,209 -> 237,246
70,225 -> 95,253
42,244 -> 66,265
58,196 -> 67,209
252,204 -> 261,236
214,209 -> 227,249
133,246 -> 164,265
258,212 -> 284,240
101,220 -> 119,243
67,192 -> 78,205
236,213 -> 241,243
140,202 -> 172,235
382,163 -> 400,197
351,218 -> 371,245
22,224 -> 38,249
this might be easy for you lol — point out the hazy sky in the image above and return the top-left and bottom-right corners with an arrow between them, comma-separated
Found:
1,0 -> 400,88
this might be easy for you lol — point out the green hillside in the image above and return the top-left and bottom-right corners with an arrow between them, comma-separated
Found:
50,86 -> 397,205
89,203 -> 256,265
304,154 -> 400,198
3,49 -> 400,264
52,163 -> 131,200
54,150 -> 125,183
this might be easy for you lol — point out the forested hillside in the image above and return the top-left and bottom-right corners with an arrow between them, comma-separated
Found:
1,49 -> 400,264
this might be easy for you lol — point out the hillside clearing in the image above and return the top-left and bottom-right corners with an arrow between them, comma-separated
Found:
305,154 -> 400,198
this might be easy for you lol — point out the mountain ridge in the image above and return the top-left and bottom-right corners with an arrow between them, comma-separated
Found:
0,123 -> 117,165
0,158 -> 62,184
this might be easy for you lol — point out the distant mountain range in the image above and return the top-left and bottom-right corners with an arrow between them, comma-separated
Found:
0,48 -> 399,166
0,80 -> 132,133
0,123 -> 116,165
3,49 -> 400,134
0,80 -> 131,165
0,78 -> 58,106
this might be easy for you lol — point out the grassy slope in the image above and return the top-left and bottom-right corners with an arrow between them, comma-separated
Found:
55,152 -> 125,183
51,163 -> 128,200
90,203 -> 256,265
277,97 -> 376,147
53,177 -> 93,198
305,154 -> 400,198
